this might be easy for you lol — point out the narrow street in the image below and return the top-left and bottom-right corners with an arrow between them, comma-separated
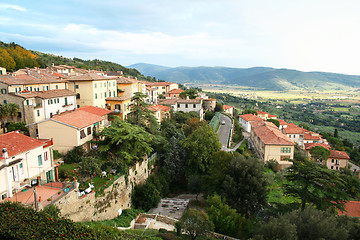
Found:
217,114 -> 232,151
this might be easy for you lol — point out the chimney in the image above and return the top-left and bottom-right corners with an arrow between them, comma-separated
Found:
2,148 -> 8,159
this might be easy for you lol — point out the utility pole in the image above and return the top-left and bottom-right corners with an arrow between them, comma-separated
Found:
34,186 -> 38,211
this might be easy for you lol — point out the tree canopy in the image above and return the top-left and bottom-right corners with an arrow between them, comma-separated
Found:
178,208 -> 214,240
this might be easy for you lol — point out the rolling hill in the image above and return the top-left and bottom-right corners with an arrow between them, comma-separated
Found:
129,63 -> 360,91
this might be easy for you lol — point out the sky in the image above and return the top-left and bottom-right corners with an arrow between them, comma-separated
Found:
1,0 -> 360,75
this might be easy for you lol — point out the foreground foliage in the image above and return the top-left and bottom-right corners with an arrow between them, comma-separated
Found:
0,202 -> 156,240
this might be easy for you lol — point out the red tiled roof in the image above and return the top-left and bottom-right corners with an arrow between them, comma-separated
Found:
65,73 -> 116,81
168,89 -> 184,94
339,201 -> 360,217
14,89 -> 76,99
0,132 -> 46,160
268,114 -> 277,118
287,123 -> 298,128
177,99 -> 202,104
256,111 -> 268,115
304,131 -> 322,140
278,119 -> 288,125
77,106 -> 112,116
51,109 -> 105,129
283,126 -> 306,134
304,142 -> 331,150
148,104 -> 171,112
239,114 -> 264,122
223,105 -> 233,110
252,122 -> 295,145
329,150 -> 350,159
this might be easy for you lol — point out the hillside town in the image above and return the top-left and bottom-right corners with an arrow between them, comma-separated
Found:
1,64 -> 360,239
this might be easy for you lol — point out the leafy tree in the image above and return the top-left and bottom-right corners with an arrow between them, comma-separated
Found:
334,128 -> 339,138
204,110 -> 215,121
63,146 -> 85,164
6,122 -> 28,133
178,208 -> 214,240
266,118 -> 280,127
132,182 -> 160,211
265,159 -> 279,172
162,132 -> 186,187
181,124 -> 221,176
179,88 -> 197,99
160,118 -> 178,139
242,109 -> 257,115
309,146 -> 330,162
284,159 -> 354,211
214,102 -> 223,112
183,118 -> 206,137
254,207 -> 348,240
221,156 -> 268,217
0,103 -> 20,132
187,175 -> 202,199
98,119 -> 153,165
127,92 -> 158,132
79,157 -> 101,180
206,194 -> 250,238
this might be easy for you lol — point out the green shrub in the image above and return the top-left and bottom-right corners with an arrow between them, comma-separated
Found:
63,146 -> 85,163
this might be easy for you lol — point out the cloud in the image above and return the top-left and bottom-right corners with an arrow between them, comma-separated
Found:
0,4 -> 26,12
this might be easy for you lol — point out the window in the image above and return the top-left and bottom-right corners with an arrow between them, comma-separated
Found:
281,147 -> 291,153
113,91 -> 115,96
44,152 -> 48,161
50,99 -> 53,104
0,88 -> 7,94
80,130 -> 86,139
56,85 -> 58,89
76,93 -> 80,99
30,87 -> 33,91
38,155 -> 42,166
3,100 -> 6,104
48,100 -> 50,104
193,104 -> 196,108
177,104 -> 180,108
185,104 -> 188,108
331,166 -> 334,169
64,97 -> 68,105
46,86 -> 49,90
37,110 -> 40,117
75,85 -> 79,89
104,92 -> 107,98
104,83 -> 107,87
113,82 -> 115,86
87,127 -> 91,135
95,93 -> 97,99
94,83 -> 97,88
331,159 -> 334,163
109,91 -> 111,97
1,193 -> 7,200
162,87 -> 165,89
50,113 -> 53,118
19,163 -> 23,175
115,104 -> 121,110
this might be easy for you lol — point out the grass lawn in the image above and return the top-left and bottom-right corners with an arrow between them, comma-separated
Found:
85,209 -> 143,228
80,174 -> 122,197
58,163 -> 79,172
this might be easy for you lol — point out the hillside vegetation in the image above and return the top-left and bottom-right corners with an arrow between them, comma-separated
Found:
0,41 -> 150,80
129,63 -> 360,91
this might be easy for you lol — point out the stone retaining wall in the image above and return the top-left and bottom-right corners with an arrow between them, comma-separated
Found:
54,157 -> 151,222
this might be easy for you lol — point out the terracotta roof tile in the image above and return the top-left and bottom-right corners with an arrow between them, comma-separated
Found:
14,89 -> 76,99
65,73 -> 116,81
239,114 -> 264,122
304,143 -> 331,150
283,126 -> 306,134
223,105 -> 233,110
278,119 -> 288,125
329,150 -> 350,159
51,110 -> 105,129
148,104 -> 171,112
252,122 -> 295,145
304,131 -> 322,140
77,106 -> 112,116
0,132 -> 46,160
339,201 -> 360,218
168,89 -> 184,94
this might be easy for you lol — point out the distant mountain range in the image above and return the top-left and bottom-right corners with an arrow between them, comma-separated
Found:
129,63 -> 360,91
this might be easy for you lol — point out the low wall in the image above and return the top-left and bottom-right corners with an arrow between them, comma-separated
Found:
54,157 -> 152,222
